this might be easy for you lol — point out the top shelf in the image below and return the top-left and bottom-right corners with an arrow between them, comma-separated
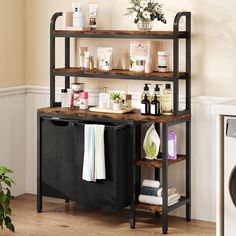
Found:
52,30 -> 189,39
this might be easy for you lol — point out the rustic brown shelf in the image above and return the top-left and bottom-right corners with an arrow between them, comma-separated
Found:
38,108 -> 191,124
53,68 -> 189,81
53,30 -> 188,39
135,154 -> 186,168
135,196 -> 189,213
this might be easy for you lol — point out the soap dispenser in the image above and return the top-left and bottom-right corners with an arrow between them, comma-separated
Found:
141,93 -> 150,115
141,83 -> 151,103
99,87 -> 111,109
162,84 -> 173,115
152,84 -> 163,113
151,94 -> 160,116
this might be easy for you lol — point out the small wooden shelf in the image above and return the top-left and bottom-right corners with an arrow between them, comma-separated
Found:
135,196 -> 189,213
53,68 -> 189,81
38,108 -> 191,124
135,154 -> 186,168
53,30 -> 189,39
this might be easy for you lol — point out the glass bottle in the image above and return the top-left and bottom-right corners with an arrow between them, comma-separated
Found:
162,84 -> 173,115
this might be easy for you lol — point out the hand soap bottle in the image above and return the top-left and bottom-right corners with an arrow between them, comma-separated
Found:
99,87 -> 111,110
141,94 -> 150,115
152,84 -> 162,114
150,94 -> 160,116
162,84 -> 173,115
141,83 -> 151,103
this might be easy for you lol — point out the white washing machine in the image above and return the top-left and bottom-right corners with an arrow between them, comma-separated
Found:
224,117 -> 236,236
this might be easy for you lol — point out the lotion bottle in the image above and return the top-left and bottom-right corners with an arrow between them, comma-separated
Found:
141,94 -> 150,115
141,83 -> 151,103
150,94 -> 160,116
162,84 -> 173,115
152,84 -> 163,113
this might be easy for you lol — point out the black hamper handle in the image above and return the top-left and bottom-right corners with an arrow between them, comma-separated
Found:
44,117 -> 75,127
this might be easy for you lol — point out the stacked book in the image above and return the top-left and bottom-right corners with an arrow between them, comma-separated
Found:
138,179 -> 180,206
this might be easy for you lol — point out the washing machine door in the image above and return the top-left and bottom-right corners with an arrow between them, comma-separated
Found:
229,165 -> 236,207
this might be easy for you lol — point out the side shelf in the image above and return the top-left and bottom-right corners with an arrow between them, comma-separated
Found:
135,154 -> 186,168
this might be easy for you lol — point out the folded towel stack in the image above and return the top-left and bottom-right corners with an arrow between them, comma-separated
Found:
138,179 -> 180,206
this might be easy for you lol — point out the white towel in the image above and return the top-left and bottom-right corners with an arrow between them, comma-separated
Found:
143,179 -> 160,189
94,125 -> 106,180
138,193 -> 180,206
82,125 -> 95,181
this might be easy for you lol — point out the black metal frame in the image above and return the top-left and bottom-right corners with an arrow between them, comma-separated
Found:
44,11 -> 192,234
129,118 -> 191,234
49,12 -> 191,116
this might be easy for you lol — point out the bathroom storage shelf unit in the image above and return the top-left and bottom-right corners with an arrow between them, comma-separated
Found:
50,11 -> 191,117
37,11 -> 191,235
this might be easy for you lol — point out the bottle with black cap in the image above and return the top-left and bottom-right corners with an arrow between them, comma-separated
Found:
162,84 -> 173,115
151,94 -> 160,116
141,93 -> 150,115
152,84 -> 162,113
141,83 -> 151,102
61,89 -> 68,107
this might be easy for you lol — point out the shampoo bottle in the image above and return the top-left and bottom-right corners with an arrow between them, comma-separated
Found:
72,3 -> 85,28
152,84 -> 162,113
141,83 -> 151,103
141,94 -> 150,115
162,84 -> 173,115
150,94 -> 160,116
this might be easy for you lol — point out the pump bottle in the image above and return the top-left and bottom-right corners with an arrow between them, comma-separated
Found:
141,94 -> 150,115
152,84 -> 162,114
141,83 -> 151,103
162,84 -> 173,115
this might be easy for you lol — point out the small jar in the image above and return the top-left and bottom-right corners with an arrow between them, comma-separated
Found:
157,51 -> 169,72
79,92 -> 89,109
135,60 -> 145,72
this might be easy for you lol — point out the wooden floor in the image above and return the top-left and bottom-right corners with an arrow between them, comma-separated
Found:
0,194 -> 215,236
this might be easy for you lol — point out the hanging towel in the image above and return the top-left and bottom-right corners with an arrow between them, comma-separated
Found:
143,123 -> 160,160
94,125 -> 106,180
143,179 -> 160,189
138,193 -> 180,206
82,125 -> 95,182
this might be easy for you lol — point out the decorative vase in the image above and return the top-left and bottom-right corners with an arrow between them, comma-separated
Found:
137,20 -> 153,31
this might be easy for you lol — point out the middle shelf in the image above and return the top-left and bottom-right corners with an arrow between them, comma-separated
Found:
53,68 -> 189,81
135,154 -> 186,168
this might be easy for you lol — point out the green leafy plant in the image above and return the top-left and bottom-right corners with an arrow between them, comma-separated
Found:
111,92 -> 121,103
0,166 -> 15,232
126,0 -> 166,24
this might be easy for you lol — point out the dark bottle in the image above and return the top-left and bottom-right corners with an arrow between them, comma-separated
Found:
141,94 -> 150,115
150,94 -> 161,116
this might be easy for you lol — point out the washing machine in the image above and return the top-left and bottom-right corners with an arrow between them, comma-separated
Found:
224,117 -> 236,236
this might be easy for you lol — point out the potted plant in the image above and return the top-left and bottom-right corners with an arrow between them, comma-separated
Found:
125,0 -> 167,31
0,166 -> 15,232
111,92 -> 121,111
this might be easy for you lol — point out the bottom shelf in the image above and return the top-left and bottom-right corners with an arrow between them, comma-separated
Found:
135,196 -> 189,213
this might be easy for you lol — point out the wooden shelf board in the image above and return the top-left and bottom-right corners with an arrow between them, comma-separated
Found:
38,108 -> 191,124
53,30 -> 188,39
135,154 -> 186,168
53,68 -> 189,81
135,196 -> 188,213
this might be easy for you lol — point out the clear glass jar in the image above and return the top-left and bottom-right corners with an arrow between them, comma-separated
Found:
137,20 -> 153,31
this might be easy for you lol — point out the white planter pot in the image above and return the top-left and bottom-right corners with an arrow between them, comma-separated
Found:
112,102 -> 121,111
